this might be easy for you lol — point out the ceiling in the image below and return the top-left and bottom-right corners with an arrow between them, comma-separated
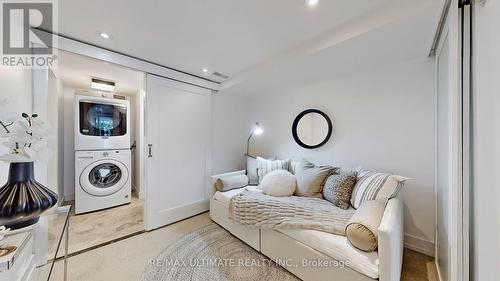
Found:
57,0 -> 397,79
56,50 -> 144,95
56,0 -> 441,94
223,0 -> 442,96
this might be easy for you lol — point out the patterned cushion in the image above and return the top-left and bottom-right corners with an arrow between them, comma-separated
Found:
256,157 -> 289,183
322,170 -> 357,209
350,168 -> 409,209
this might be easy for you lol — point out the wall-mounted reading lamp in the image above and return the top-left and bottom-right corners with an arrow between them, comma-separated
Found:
246,122 -> 263,157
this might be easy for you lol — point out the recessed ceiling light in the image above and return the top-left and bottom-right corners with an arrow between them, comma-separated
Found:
100,32 -> 110,39
305,0 -> 319,7
202,68 -> 209,74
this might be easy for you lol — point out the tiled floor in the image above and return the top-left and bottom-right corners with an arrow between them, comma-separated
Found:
39,212 -> 438,281
48,196 -> 144,258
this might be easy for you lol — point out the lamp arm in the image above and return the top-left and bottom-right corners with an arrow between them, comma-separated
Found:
246,133 -> 254,156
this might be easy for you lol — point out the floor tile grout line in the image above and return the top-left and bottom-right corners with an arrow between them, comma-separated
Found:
44,229 -> 146,264
43,211 -> 209,265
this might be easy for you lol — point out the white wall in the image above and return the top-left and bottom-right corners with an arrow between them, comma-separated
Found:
31,67 -> 65,200
57,78 -> 65,200
32,69 -> 49,187
1,68 -> 64,201
46,70 -> 60,196
246,58 -> 437,253
132,90 -> 145,198
471,2 -> 500,280
0,69 -> 32,183
211,93 -> 253,175
62,85 -> 76,200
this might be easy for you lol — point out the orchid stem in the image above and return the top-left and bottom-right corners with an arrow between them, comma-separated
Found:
0,121 -> 11,133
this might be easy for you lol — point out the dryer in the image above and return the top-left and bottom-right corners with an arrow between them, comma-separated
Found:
75,149 -> 131,214
75,95 -> 130,151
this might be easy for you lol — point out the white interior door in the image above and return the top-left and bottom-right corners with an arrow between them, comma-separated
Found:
436,30 -> 452,281
145,74 -> 212,230
435,2 -> 464,280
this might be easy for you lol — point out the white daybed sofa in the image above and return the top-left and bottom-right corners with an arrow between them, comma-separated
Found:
210,170 -> 404,281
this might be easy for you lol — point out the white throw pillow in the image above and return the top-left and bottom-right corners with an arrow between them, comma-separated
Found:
260,170 -> 297,197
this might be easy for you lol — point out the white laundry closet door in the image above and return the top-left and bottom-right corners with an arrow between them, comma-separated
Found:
145,74 -> 212,230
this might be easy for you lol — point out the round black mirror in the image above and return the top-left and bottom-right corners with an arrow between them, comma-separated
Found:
292,109 -> 332,149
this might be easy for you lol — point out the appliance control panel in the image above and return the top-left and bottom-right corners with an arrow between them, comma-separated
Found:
76,150 -> 125,160
76,151 -> 94,160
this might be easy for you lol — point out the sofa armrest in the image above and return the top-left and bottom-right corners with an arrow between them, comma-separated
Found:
378,196 -> 404,281
210,170 -> 246,196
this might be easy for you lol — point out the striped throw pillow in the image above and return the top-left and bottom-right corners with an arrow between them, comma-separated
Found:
256,157 -> 290,184
350,168 -> 409,209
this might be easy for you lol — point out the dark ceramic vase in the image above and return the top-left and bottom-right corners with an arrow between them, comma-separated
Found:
0,162 -> 58,229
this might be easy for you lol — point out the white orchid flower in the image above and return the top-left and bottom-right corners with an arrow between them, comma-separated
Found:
23,147 -> 38,160
0,152 -> 32,163
9,129 -> 34,144
1,141 -> 18,151
0,129 -> 9,138
0,112 -> 51,163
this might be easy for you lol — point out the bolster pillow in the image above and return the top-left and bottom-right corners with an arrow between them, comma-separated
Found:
215,175 -> 249,192
345,200 -> 385,252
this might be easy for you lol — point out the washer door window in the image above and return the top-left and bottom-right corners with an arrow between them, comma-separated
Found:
80,160 -> 129,196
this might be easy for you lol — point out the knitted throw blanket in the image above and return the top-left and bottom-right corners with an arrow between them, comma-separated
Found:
229,189 -> 355,236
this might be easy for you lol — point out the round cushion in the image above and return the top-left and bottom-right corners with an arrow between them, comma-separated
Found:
260,170 -> 297,197
345,200 -> 385,252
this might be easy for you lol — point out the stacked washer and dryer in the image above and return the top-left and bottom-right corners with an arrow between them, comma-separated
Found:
74,94 -> 132,214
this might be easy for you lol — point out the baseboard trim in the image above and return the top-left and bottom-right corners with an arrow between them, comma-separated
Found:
147,199 -> 209,231
435,259 -> 443,281
404,233 -> 435,257
131,184 -> 144,199
64,193 -> 75,201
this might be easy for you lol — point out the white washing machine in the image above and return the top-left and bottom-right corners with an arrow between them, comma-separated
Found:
75,94 -> 130,151
75,149 -> 131,214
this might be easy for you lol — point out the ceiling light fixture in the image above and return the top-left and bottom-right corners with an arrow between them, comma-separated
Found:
91,78 -> 115,92
305,0 -> 319,7
100,32 -> 110,39
202,68 -> 209,74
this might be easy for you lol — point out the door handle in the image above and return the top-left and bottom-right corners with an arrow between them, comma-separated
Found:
148,144 -> 153,158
